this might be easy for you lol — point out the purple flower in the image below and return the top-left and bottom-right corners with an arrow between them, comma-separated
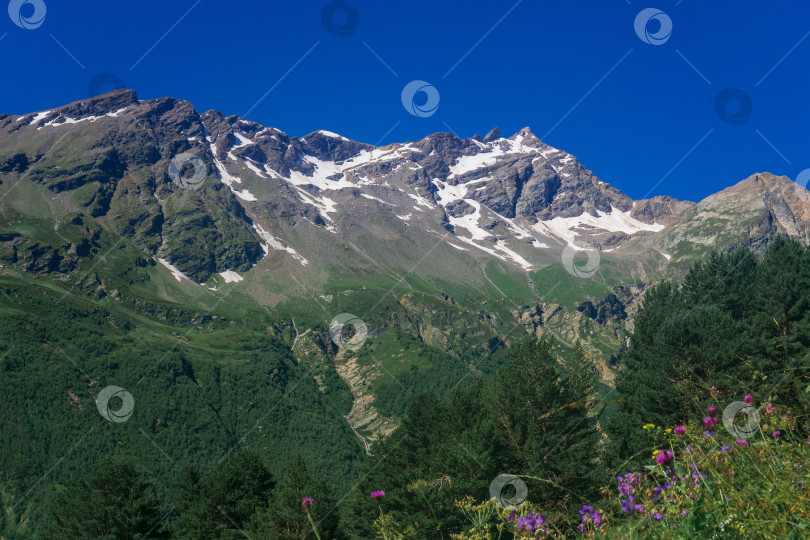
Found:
737,438 -> 747,446
302,497 -> 313,509
653,513 -> 663,521
721,445 -> 730,452
371,490 -> 385,499
656,449 -> 674,464
708,405 -> 717,417
772,430 -> 781,438
703,417 -> 718,429
744,394 -> 753,404
682,510 -> 688,517
764,402 -> 774,415
703,431 -> 714,437
673,425 -> 686,436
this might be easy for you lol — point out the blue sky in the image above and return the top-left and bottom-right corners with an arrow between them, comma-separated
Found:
2,0 -> 809,202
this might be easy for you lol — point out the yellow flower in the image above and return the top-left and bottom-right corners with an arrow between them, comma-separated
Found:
652,449 -> 660,458
642,423 -> 656,430
665,428 -> 672,434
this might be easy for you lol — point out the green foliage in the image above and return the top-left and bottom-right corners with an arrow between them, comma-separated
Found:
608,239 -> 810,468
43,457 -> 167,539
248,456 -> 343,539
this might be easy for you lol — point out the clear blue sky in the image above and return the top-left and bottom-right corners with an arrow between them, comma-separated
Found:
2,0 -> 809,202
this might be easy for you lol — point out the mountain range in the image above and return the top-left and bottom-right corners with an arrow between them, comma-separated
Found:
2,88 -> 810,448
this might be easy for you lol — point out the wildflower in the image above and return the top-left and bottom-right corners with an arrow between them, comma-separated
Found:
302,497 -> 313,509
721,445 -> 730,452
642,423 -> 656,430
508,509 -> 516,522
703,431 -> 714,437
703,417 -> 718,429
673,425 -> 686,436
656,450 -> 674,464
653,513 -> 663,521
682,510 -> 688,517
371,491 -> 385,499
665,428 -> 672,434
737,439 -> 747,446
744,394 -> 753,404
764,402 -> 774,414
710,386 -> 716,391
708,405 -> 717,416
772,430 -> 781,438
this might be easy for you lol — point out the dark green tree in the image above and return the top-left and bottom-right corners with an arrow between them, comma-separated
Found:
44,457 -> 167,539
249,456 -> 344,539
175,449 -> 273,539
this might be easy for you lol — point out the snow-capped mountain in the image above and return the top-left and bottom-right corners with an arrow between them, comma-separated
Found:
2,89 -> 809,289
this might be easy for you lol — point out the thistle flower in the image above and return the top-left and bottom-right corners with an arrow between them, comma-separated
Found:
708,405 -> 717,417
656,450 -> 674,464
302,497 -> 313,509
744,394 -> 753,404
710,386 -> 716,391
703,417 -> 718,429
371,491 -> 385,499
772,430 -> 781,438
673,425 -> 686,436
737,439 -> 747,446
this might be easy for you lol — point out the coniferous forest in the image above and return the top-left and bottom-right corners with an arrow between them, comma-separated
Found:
1,238 -> 809,538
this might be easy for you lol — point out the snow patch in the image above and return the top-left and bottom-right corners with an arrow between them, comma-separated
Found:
252,222 -> 309,265
537,207 -> 665,245
158,258 -> 189,282
219,270 -> 244,283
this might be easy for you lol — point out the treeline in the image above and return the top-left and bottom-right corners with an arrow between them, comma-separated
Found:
5,238 -> 810,538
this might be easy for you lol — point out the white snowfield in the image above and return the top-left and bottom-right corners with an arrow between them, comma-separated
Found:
218,270 -> 243,283
158,258 -> 189,282
536,207 -> 665,246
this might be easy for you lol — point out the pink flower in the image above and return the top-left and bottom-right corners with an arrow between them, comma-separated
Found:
673,425 -> 686,436
703,417 -> 718,429
656,450 -> 674,464
744,394 -> 753,404
736,439 -> 747,446
772,431 -> 781,439
764,402 -> 774,415
371,491 -> 385,499
707,405 -> 717,417
710,386 -> 716,391
302,497 -> 313,509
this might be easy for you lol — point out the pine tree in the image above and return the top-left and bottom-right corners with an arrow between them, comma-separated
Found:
175,450 -> 273,539
44,457 -> 167,539
249,456 -> 343,539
